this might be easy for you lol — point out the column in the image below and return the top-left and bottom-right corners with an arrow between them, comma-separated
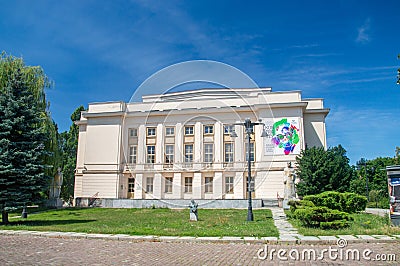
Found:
134,174 -> 144,199
193,172 -> 202,199
175,123 -> 183,167
172,172 -> 183,199
153,173 -> 162,199
234,172 -> 245,199
194,122 -> 202,169
137,125 -> 146,170
214,172 -> 223,199
155,124 -> 164,170
234,125 -> 244,168
255,124 -> 263,163
214,121 -> 223,169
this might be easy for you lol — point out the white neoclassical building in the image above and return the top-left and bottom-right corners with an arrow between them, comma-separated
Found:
74,88 -> 329,207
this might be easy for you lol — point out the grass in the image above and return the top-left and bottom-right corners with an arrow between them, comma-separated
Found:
287,212 -> 400,236
0,208 -> 279,237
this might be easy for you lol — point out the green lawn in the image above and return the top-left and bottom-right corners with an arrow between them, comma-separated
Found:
0,208 -> 278,237
287,212 -> 400,236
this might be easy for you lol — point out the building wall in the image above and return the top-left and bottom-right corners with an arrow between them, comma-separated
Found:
74,88 -> 329,203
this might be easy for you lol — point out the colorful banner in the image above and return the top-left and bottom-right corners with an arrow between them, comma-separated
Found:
263,117 -> 301,155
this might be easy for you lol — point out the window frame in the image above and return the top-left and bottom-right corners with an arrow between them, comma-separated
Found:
225,176 -> 234,194
147,127 -> 156,137
184,144 -> 194,163
184,126 -> 194,136
224,142 -> 234,163
165,144 -> 174,164
184,177 -> 193,193
204,143 -> 213,163
146,145 -> 156,164
204,176 -> 213,193
165,127 -> 175,136
128,177 -> 135,193
223,125 -> 234,135
204,125 -> 214,135
129,145 -> 137,164
146,177 -> 154,193
165,177 -> 173,193
129,128 -> 138,137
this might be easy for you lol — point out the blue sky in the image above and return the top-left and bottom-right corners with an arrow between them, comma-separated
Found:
1,0 -> 399,164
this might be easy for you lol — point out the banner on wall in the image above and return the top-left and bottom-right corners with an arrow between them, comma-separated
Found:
262,117 -> 301,156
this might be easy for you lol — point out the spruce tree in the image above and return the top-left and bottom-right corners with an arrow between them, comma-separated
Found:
0,68 -> 49,224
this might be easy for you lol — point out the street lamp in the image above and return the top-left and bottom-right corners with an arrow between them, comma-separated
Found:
230,118 -> 268,221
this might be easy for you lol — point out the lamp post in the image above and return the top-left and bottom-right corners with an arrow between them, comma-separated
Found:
231,118 -> 268,221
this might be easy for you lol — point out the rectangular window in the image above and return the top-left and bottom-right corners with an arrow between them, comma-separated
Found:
165,144 -> 174,164
224,125 -> 234,135
185,177 -> 193,193
204,143 -> 213,163
165,127 -> 175,136
204,125 -> 214,135
128,178 -> 135,193
129,128 -> 137,137
147,145 -> 155,163
205,177 -> 213,193
224,143 -> 234,163
146,177 -> 153,193
129,145 -> 137,164
165,177 -> 173,193
185,126 -> 194,135
245,142 -> 255,162
147,127 -> 156,137
184,144 -> 194,163
225,176 -> 234,194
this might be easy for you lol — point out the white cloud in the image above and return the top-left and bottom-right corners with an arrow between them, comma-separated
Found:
356,18 -> 371,44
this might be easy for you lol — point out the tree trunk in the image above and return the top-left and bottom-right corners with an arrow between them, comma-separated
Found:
2,209 -> 9,224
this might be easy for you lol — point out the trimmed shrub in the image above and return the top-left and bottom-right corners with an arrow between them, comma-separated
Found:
292,206 -> 352,229
304,191 -> 367,213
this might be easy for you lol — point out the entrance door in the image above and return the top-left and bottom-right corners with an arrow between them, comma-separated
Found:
128,177 -> 135,198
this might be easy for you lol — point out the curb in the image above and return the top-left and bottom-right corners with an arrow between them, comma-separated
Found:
1,230 -> 400,245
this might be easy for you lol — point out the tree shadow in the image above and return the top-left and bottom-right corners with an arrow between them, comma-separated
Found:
2,219 -> 96,226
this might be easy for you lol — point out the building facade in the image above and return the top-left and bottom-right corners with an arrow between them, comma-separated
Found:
74,88 -> 329,205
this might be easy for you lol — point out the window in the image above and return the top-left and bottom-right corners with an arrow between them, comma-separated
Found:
165,144 -> 174,164
224,143 -> 234,163
205,177 -> 213,193
128,178 -> 135,193
245,142 -> 255,162
224,125 -> 234,135
204,143 -> 213,163
225,176 -> 234,194
185,126 -> 194,135
185,177 -> 193,193
184,144 -> 194,163
147,145 -> 155,163
146,177 -> 153,193
165,127 -> 175,136
165,177 -> 173,193
204,125 -> 214,135
147,127 -> 156,136
129,128 -> 137,137
128,145 -> 137,164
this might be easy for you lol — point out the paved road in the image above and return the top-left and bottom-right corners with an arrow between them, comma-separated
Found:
1,234 -> 399,265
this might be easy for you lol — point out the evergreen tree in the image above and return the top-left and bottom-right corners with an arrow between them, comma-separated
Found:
295,145 -> 354,196
0,69 -> 49,224
59,106 -> 85,204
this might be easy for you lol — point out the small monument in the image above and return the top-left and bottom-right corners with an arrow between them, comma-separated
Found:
189,199 -> 198,221
47,168 -> 64,208
282,162 -> 297,209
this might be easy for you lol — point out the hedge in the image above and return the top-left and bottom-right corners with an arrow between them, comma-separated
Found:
303,191 -> 367,213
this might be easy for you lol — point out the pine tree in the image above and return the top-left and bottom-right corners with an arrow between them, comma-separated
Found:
0,68 -> 49,224
295,145 -> 354,196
